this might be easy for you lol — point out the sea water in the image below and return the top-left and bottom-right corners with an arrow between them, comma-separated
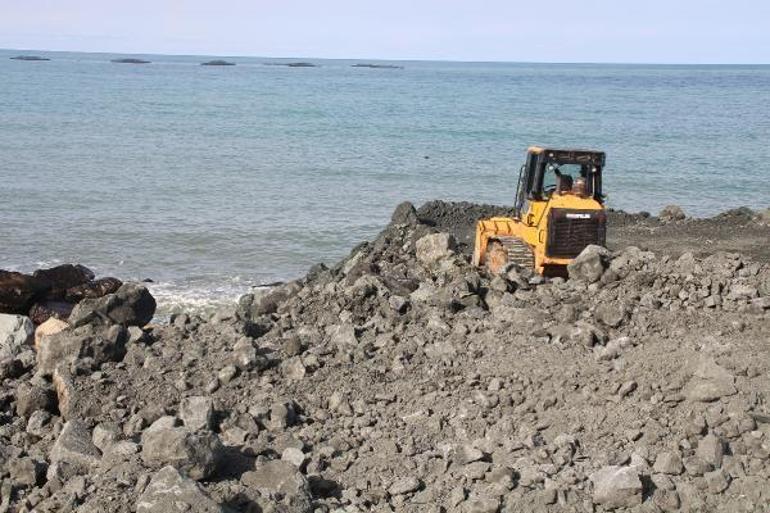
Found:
1,50 -> 768,311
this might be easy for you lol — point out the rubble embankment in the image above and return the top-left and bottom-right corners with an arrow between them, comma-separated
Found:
1,201 -> 769,512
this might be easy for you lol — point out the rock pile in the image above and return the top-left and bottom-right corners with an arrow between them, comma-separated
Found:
0,201 -> 768,513
0,264 -> 124,324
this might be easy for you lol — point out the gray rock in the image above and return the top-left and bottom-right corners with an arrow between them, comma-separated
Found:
15,382 -> 56,418
281,446 -> 307,468
69,283 -> 156,327
282,357 -> 307,381
0,314 -> 34,359
567,245 -> 610,283
50,420 -> 101,474
231,337 -> 266,371
217,364 -> 237,384
389,476 -> 421,495
391,201 -> 418,225
415,233 -> 456,265
241,459 -> 311,512
8,457 -> 45,487
685,359 -> 737,402
92,422 -> 121,452
653,451 -> 684,475
704,468 -> 730,494
659,205 -> 686,222
590,465 -> 642,509
268,400 -> 297,430
26,410 -> 51,437
466,497 -> 501,513
682,455 -> 711,477
596,303 -> 627,328
237,282 -> 300,319
653,489 -> 681,512
141,426 -> 223,480
179,396 -> 214,431
36,323 -> 127,376
456,445 -> 485,464
136,466 -> 225,513
696,434 -> 724,469
330,322 -> 358,349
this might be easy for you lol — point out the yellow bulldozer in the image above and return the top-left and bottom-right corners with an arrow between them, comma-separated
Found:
473,146 -> 607,276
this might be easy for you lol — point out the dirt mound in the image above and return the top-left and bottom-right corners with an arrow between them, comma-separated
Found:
1,200 -> 769,513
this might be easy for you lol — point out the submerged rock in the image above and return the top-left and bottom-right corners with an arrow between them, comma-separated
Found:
201,60 -> 235,66
111,58 -> 151,64
10,55 -> 51,61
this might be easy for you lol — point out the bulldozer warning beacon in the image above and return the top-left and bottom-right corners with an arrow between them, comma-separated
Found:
473,146 -> 607,276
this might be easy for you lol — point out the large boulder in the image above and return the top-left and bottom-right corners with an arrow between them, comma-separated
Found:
241,459 -> 312,512
69,283 -> 156,327
36,324 -> 127,376
567,245 -> 611,283
141,423 -> 223,480
0,314 -> 34,359
416,233 -> 456,265
0,270 -> 50,314
33,264 -> 94,300
590,465 -> 643,509
49,420 -> 101,475
136,466 -> 225,513
684,358 -> 737,402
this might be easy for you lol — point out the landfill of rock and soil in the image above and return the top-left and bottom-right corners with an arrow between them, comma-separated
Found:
1,200 -> 769,513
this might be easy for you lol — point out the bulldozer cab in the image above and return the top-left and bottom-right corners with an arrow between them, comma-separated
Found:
514,147 -> 605,218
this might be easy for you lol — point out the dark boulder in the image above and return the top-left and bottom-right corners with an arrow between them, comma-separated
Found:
28,301 -> 75,325
69,283 -> 156,328
391,201 -> 418,226
33,264 -> 95,300
65,277 -> 123,302
0,271 -> 51,314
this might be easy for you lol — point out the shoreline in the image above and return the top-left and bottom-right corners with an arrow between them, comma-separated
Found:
5,201 -> 769,323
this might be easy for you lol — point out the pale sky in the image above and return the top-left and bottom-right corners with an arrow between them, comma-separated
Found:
1,0 -> 768,63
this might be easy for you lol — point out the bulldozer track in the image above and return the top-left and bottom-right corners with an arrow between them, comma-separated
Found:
486,236 -> 535,273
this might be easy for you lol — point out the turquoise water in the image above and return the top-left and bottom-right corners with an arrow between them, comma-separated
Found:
1,50 -> 769,310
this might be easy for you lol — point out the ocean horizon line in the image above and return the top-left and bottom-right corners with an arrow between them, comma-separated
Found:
3,47 -> 770,67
